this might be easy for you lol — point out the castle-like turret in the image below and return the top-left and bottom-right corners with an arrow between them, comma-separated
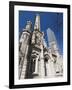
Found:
19,21 -> 32,79
31,14 -> 45,78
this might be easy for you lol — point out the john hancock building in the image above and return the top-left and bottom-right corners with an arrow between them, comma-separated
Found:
19,14 -> 63,79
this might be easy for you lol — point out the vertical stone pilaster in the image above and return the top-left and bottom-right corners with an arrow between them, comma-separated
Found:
40,44 -> 45,78
47,59 -> 56,78
19,32 -> 31,79
34,57 -> 38,74
20,45 -> 29,79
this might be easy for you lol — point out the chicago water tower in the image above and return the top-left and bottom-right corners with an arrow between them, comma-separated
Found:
19,14 -> 63,79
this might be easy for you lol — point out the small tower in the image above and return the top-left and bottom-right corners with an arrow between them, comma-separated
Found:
31,14 -> 45,78
19,21 -> 32,79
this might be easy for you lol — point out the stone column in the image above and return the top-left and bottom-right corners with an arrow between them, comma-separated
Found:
34,57 -> 38,74
47,59 -> 56,78
20,45 -> 29,79
47,54 -> 56,78
40,44 -> 45,78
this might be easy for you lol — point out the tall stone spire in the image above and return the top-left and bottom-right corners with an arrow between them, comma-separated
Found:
34,14 -> 40,31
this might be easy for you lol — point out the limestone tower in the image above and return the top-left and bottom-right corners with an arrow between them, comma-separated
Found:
31,14 -> 45,78
19,21 -> 32,79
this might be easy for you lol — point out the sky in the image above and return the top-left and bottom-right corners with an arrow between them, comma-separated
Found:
19,11 -> 63,54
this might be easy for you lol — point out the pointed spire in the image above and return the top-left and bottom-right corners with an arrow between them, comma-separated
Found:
34,14 -> 40,31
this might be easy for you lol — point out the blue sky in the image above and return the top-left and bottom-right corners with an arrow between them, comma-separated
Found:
19,11 -> 63,54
